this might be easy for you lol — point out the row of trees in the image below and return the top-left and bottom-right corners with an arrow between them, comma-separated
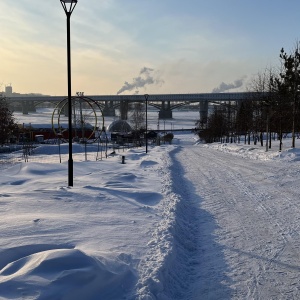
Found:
197,44 -> 300,151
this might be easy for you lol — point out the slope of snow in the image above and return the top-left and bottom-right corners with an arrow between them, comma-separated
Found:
0,145 -> 170,299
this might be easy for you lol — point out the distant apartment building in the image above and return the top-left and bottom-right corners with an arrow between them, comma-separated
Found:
5,85 -> 13,97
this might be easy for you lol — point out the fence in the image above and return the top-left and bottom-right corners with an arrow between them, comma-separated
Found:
0,139 -> 145,170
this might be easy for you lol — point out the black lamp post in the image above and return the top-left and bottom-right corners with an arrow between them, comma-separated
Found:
144,94 -> 149,153
60,0 -> 77,186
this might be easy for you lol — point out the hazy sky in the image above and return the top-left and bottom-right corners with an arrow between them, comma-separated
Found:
1,0 -> 300,96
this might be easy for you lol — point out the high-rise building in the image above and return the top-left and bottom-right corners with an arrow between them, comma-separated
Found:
5,85 -> 12,97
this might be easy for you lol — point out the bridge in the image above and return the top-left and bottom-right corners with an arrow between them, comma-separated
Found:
7,92 -> 263,123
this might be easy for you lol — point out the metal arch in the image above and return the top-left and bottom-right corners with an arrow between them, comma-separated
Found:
51,97 -> 68,135
51,95 -> 105,141
60,96 -> 97,140
75,95 -> 105,135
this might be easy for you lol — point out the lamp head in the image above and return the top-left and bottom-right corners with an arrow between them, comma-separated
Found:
60,0 -> 77,14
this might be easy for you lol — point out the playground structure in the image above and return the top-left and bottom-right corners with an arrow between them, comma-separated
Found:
51,95 -> 105,142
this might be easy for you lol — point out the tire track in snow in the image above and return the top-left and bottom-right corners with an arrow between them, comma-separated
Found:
217,164 -> 286,299
175,144 -> 300,299
226,167 -> 300,299
217,154 -> 300,297
178,147 -> 259,299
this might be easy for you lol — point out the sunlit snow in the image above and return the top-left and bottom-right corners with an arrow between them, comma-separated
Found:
1,109 -> 300,299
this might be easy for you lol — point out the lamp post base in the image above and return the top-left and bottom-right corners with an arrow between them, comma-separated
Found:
68,159 -> 73,186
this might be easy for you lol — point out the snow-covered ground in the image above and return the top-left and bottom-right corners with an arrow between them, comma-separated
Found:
174,136 -> 300,299
1,109 -> 300,299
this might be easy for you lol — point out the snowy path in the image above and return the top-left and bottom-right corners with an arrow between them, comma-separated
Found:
168,137 -> 300,299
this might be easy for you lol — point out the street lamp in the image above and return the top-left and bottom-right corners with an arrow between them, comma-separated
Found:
60,0 -> 77,186
144,94 -> 149,153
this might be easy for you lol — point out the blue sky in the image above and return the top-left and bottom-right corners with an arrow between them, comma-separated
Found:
1,0 -> 300,96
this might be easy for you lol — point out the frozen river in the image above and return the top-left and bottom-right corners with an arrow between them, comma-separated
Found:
13,108 -> 200,131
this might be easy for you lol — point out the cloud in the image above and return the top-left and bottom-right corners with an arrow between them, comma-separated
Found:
212,76 -> 247,93
117,67 -> 164,95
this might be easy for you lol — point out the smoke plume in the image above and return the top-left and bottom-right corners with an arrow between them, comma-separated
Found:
212,76 -> 246,93
117,67 -> 164,95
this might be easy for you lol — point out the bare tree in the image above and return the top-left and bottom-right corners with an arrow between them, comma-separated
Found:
246,68 -> 280,149
130,102 -> 145,131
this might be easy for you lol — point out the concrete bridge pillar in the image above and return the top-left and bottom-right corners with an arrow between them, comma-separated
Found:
22,101 -> 29,115
120,100 -> 128,120
103,100 -> 115,117
28,100 -> 36,113
22,100 -> 36,114
199,100 -> 208,126
159,101 -> 173,119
